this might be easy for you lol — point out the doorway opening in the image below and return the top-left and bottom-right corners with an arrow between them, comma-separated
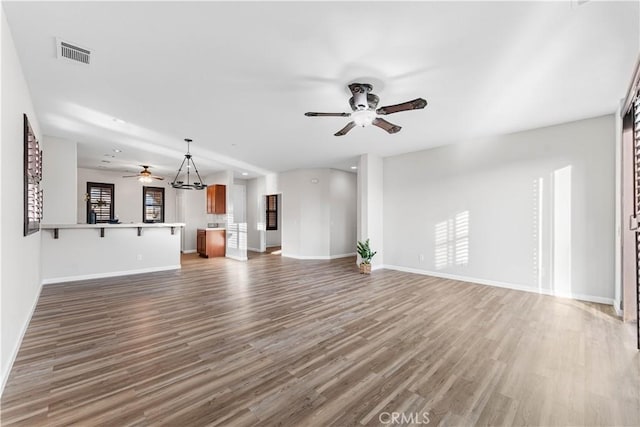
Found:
265,194 -> 281,256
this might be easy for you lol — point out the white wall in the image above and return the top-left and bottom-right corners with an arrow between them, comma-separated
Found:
77,168 -> 177,224
330,170 -> 357,256
246,176 -> 266,252
279,168 -> 356,259
227,181 -> 248,260
180,187 -> 206,252
280,169 -> 330,258
231,183 -> 246,223
42,136 -> 77,224
383,115 -> 616,303
1,9 -> 43,393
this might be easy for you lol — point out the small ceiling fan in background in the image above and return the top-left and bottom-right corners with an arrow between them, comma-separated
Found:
123,165 -> 164,183
305,83 -> 427,136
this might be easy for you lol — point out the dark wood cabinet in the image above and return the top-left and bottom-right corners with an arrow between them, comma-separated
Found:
207,185 -> 226,214
197,229 -> 206,256
197,229 -> 226,258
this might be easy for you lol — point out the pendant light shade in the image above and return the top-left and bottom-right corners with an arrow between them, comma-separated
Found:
171,138 -> 207,190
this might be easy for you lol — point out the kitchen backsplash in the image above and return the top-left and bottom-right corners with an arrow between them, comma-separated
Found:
207,213 -> 227,228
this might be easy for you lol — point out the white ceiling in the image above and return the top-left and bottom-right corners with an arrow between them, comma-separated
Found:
4,1 -> 639,178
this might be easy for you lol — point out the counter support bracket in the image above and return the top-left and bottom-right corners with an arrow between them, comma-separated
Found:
41,224 -> 185,239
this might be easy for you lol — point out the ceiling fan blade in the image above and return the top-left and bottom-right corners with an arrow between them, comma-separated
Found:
372,118 -> 402,134
122,175 -> 140,178
334,121 -> 356,136
151,176 -> 165,180
305,112 -> 350,117
376,98 -> 427,115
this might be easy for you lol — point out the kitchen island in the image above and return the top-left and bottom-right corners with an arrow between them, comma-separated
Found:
40,223 -> 184,284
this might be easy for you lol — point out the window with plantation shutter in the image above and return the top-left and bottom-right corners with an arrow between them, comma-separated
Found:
266,194 -> 278,231
633,97 -> 640,349
622,54 -> 640,350
87,182 -> 114,223
143,186 -> 165,223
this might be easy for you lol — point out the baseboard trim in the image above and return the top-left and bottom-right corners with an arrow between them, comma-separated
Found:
1,280 -> 43,396
613,298 -> 623,316
382,265 -> 614,306
226,255 -> 248,261
330,252 -> 356,259
182,249 -> 197,254
247,247 -> 264,253
282,252 -> 356,260
41,265 -> 182,285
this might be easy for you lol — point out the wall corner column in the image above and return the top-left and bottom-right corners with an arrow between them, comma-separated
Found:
357,153 -> 384,268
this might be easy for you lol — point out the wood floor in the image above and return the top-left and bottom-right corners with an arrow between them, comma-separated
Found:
2,252 -> 639,426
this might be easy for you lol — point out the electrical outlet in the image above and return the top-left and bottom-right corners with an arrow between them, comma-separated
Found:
419,254 -> 425,262
137,254 -> 142,261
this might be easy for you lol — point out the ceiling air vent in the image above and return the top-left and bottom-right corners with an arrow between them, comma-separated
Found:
57,38 -> 91,64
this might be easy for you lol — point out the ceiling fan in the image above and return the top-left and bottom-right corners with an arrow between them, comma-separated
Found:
305,83 -> 427,136
122,165 -> 164,183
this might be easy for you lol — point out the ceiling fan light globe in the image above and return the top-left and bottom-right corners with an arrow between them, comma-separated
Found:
352,109 -> 376,127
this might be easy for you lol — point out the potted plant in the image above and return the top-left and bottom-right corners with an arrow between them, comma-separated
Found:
357,239 -> 377,274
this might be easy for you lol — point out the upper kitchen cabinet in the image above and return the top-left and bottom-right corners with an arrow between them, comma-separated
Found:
207,185 -> 226,214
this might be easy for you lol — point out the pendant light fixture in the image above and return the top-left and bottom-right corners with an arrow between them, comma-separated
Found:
171,138 -> 207,190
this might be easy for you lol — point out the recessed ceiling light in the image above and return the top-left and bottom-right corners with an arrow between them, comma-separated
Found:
350,166 -> 357,170
113,148 -> 122,153
242,172 -> 249,176
104,154 -> 115,158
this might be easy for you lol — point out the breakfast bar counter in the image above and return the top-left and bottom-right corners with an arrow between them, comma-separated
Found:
40,223 -> 185,284
42,222 -> 184,238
